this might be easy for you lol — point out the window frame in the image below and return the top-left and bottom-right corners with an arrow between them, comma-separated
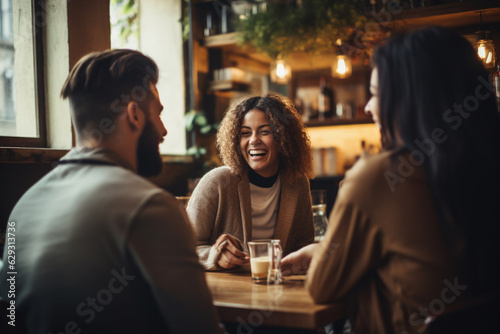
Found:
0,0 -> 46,147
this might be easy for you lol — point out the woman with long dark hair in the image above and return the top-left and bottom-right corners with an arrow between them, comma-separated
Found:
282,27 -> 500,333
370,26 -> 500,292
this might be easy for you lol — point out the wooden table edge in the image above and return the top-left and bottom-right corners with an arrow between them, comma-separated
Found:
206,271 -> 346,329
214,302 -> 345,329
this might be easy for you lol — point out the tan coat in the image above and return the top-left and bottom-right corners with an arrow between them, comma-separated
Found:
187,166 -> 315,270
307,151 -> 458,334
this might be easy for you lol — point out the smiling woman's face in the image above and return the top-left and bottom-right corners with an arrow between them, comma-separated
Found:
239,109 -> 280,177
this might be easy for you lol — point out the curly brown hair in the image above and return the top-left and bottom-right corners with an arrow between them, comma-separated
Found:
216,93 -> 313,183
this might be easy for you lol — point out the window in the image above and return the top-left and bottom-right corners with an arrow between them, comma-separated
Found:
0,0 -> 45,147
110,0 -> 139,50
110,0 -> 187,155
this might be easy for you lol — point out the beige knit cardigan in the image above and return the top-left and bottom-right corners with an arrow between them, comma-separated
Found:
186,166 -> 315,270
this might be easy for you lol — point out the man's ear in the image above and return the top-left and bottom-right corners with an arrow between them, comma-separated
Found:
125,101 -> 144,131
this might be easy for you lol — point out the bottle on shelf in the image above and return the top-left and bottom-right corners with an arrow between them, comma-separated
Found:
380,0 -> 388,12
220,4 -> 234,34
204,11 -> 216,37
493,63 -> 500,112
318,77 -> 334,121
361,140 -> 368,157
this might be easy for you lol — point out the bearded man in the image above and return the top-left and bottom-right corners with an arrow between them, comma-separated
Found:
0,49 -> 223,334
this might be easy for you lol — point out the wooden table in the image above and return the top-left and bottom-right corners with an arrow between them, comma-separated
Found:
205,271 -> 345,330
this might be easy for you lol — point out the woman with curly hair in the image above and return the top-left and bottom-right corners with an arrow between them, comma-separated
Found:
186,93 -> 315,270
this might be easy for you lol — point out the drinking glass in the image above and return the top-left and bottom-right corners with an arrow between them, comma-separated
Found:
248,240 -> 283,284
247,241 -> 272,284
269,239 -> 283,284
311,189 -> 328,242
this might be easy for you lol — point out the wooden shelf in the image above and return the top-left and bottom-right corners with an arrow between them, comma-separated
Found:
305,118 -> 374,128
208,80 -> 249,91
202,32 -> 237,48
392,1 -> 500,30
194,1 -> 500,129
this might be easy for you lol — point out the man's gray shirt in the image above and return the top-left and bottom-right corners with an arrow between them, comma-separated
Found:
0,148 -> 222,333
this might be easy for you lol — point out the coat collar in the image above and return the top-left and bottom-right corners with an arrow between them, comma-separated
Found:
237,172 -> 252,246
273,177 -> 298,254
60,148 -> 135,172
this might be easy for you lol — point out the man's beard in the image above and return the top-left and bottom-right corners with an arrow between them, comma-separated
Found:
136,117 -> 163,177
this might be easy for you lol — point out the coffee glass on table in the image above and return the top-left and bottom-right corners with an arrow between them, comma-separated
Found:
248,241 -> 271,284
247,240 -> 283,284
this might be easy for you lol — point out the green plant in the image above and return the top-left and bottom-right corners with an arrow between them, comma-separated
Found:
180,0 -> 190,42
110,0 -> 139,47
235,0 -> 375,59
184,109 -> 218,160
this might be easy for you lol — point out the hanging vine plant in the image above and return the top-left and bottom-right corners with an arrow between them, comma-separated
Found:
235,0 -> 387,60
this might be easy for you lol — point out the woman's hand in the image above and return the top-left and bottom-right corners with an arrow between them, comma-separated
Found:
280,243 -> 319,276
214,234 -> 249,269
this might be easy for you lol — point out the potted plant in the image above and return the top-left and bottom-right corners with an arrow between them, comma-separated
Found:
184,109 -> 220,174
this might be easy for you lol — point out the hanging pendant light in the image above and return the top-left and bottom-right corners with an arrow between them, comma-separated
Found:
332,39 -> 352,79
332,55 -> 352,79
475,12 -> 495,69
270,55 -> 291,84
231,1 -> 253,20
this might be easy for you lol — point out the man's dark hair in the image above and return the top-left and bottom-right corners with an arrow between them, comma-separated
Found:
61,49 -> 159,134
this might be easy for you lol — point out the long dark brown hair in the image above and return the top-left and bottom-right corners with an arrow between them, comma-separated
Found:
373,27 -> 500,292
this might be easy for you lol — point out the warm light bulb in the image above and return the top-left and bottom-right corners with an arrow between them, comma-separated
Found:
331,55 -> 352,79
486,52 -> 493,64
270,58 -> 291,84
474,14 -> 496,68
337,59 -> 347,75
478,44 -> 486,59
475,39 -> 496,69
276,63 -> 286,79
